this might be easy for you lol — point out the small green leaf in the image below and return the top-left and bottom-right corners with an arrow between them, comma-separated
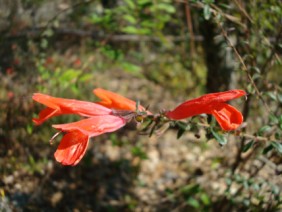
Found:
243,140 -> 254,152
60,69 -> 81,82
187,197 -> 200,208
141,119 -> 153,132
40,38 -> 48,49
263,144 -> 273,154
203,4 -> 211,20
79,73 -> 93,82
156,3 -> 176,14
122,26 -> 140,34
131,146 -> 148,160
124,0 -> 135,9
271,141 -> 282,154
26,124 -> 33,135
278,115 -> 282,130
200,193 -> 210,205
269,114 -> 279,125
211,128 -> 227,146
177,128 -> 185,139
277,94 -> 282,103
275,132 -> 281,140
121,62 -> 142,75
176,121 -> 187,130
123,14 -> 137,24
258,125 -> 271,136
266,92 -> 277,101
181,184 -> 200,195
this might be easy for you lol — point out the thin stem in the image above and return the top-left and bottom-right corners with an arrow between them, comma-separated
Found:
218,24 -> 271,113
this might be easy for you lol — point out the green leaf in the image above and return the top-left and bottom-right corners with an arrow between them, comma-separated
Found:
177,128 -> 185,139
263,144 -> 273,154
26,124 -> 33,135
187,197 -> 200,208
243,140 -> 254,152
124,0 -> 135,9
121,62 -> 142,75
181,184 -> 200,195
271,141 -> 282,154
275,132 -> 281,140
60,69 -> 81,82
269,114 -> 279,125
40,38 -> 48,49
211,128 -> 227,146
266,92 -> 277,101
137,0 -> 151,6
176,121 -> 187,130
131,146 -> 148,160
123,14 -> 137,24
258,125 -> 271,136
42,28 -> 54,37
156,3 -> 176,14
200,193 -> 210,205
122,26 -> 139,34
203,4 -> 211,20
278,115 -> 282,130
277,94 -> 282,103
79,73 -> 93,82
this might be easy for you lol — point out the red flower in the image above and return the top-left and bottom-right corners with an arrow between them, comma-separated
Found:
32,93 -> 112,125
52,115 -> 126,165
33,93 -> 126,166
165,90 -> 246,131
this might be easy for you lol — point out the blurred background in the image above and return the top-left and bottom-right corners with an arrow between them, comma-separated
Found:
0,0 -> 281,211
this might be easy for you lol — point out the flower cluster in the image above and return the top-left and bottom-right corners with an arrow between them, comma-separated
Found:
33,88 -> 246,165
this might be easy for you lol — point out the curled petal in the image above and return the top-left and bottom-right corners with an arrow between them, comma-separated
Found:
33,107 -> 59,125
33,93 -> 111,125
211,103 -> 243,131
52,115 -> 126,137
54,131 -> 89,166
93,88 -> 146,112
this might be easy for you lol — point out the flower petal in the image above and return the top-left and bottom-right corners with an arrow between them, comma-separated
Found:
54,131 -> 89,166
165,89 -> 246,120
52,115 -> 126,137
93,88 -> 146,112
33,93 -> 111,125
33,107 -> 59,125
165,100 -> 212,120
211,103 -> 243,131
203,89 -> 246,103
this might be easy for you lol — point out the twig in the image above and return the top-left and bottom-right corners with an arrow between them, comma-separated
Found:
184,2 -> 195,59
175,122 -> 281,143
218,24 -> 271,114
6,27 -> 204,42
175,0 -> 246,29
232,0 -> 252,22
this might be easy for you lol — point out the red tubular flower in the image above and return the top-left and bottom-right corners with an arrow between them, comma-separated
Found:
53,115 -> 126,166
32,93 -> 111,125
93,88 -> 146,112
33,93 -> 127,166
165,90 -> 246,131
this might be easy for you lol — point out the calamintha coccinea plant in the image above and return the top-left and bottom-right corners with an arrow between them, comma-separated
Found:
33,88 -> 246,166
